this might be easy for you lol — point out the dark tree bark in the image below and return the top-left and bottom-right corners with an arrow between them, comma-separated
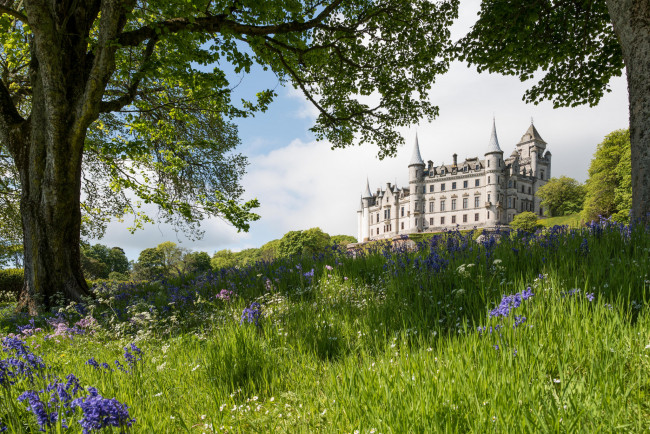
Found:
606,0 -> 650,222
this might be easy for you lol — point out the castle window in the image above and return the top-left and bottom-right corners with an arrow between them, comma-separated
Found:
452,215 -> 456,224
463,180 -> 468,188
475,196 -> 480,208
401,222 -> 404,230
430,185 -> 434,193
540,171 -> 545,180
487,211 -> 490,219
475,179 -> 480,187
463,198 -> 468,209
476,164 -> 480,170
475,213 -> 479,222
429,202 -> 435,213
488,160 -> 490,168
488,193 -> 491,203
441,216 -> 445,225
528,187 -> 531,194
452,182 -> 457,190
498,160 -> 501,167
430,218 -> 434,225
508,198 -> 511,208
463,214 -> 468,223
464,166 -> 468,172
376,213 -> 379,223
451,199 -> 457,210
508,180 -> 512,188
441,183 -> 446,191
440,200 -> 446,211
401,207 -> 404,217
488,176 -> 491,183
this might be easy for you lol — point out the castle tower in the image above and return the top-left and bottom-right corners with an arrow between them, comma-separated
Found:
359,178 -> 373,242
484,118 -> 503,226
516,122 -> 549,216
408,134 -> 425,232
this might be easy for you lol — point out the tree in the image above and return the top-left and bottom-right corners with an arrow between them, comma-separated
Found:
459,0 -> 650,222
509,211 -> 543,233
276,228 -> 332,259
582,129 -> 631,223
330,234 -> 357,247
211,249 -> 237,271
80,244 -> 130,279
0,1 -> 458,313
182,251 -> 212,275
131,247 -> 166,281
536,176 -> 586,217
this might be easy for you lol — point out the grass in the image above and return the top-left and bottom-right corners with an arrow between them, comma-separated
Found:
1,221 -> 649,433
538,213 -> 582,228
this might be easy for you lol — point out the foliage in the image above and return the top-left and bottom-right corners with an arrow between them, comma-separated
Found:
1,221 -> 649,432
276,228 -> 332,259
582,130 -> 631,223
133,242 -> 211,279
132,248 -> 166,281
0,268 -> 23,295
459,0 -> 623,108
331,235 -> 357,247
536,176 -> 586,217
509,211 -> 543,233
81,245 -> 130,280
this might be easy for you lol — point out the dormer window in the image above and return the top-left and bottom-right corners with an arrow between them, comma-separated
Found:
475,164 -> 480,170
441,168 -> 445,175
464,166 -> 468,173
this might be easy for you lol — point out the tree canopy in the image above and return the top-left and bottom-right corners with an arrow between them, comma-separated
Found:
582,129 -> 631,223
0,0 -> 459,311
536,176 -> 586,217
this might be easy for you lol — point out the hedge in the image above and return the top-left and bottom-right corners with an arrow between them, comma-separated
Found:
0,268 -> 24,295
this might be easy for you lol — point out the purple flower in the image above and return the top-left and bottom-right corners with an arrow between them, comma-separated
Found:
18,390 -> 57,430
71,387 -> 135,434
585,292 -> 595,302
489,288 -> 533,319
240,302 -> 262,327
303,269 -> 314,278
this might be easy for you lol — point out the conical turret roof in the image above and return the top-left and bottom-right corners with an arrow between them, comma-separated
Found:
408,133 -> 425,166
518,122 -> 546,145
486,118 -> 503,154
362,178 -> 372,198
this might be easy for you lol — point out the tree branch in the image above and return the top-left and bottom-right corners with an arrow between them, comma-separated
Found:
99,36 -> 158,113
116,0 -> 345,47
0,78 -> 25,126
0,4 -> 28,23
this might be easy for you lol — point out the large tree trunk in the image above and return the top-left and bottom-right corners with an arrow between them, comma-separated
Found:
15,75 -> 90,314
606,0 -> 650,222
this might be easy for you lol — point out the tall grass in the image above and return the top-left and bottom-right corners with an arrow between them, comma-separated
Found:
1,221 -> 649,433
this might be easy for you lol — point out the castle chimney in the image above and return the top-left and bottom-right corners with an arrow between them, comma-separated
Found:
453,153 -> 458,167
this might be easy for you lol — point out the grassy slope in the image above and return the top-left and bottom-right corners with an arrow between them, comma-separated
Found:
1,223 -> 649,433
538,213 -> 582,228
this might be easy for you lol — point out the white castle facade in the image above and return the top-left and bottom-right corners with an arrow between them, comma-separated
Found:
357,120 -> 552,242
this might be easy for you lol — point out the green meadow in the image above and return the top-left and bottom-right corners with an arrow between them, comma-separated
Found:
1,221 -> 649,433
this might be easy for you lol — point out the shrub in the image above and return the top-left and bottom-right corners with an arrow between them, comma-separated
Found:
510,212 -> 543,233
0,268 -> 23,295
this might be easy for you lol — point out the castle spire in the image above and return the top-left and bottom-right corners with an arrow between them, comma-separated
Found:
408,133 -> 425,166
486,117 -> 502,154
362,177 -> 372,198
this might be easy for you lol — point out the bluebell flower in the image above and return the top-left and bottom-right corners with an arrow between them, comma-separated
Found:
72,387 -> 135,434
585,293 -> 595,302
18,390 -> 57,430
240,302 -> 262,327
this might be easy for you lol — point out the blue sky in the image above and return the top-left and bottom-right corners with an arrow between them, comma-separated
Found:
95,0 -> 631,261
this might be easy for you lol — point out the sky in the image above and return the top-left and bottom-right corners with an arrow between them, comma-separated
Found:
93,0 -> 630,261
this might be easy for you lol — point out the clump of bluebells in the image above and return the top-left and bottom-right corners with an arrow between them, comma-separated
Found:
240,302 -> 262,327
489,287 -> 534,319
17,374 -> 84,430
72,387 -> 136,434
1,337 -> 46,386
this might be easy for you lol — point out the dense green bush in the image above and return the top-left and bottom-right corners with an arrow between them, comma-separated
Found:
0,268 -> 23,295
510,211 -> 543,232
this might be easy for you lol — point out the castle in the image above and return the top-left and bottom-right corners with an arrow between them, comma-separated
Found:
356,120 -> 552,242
